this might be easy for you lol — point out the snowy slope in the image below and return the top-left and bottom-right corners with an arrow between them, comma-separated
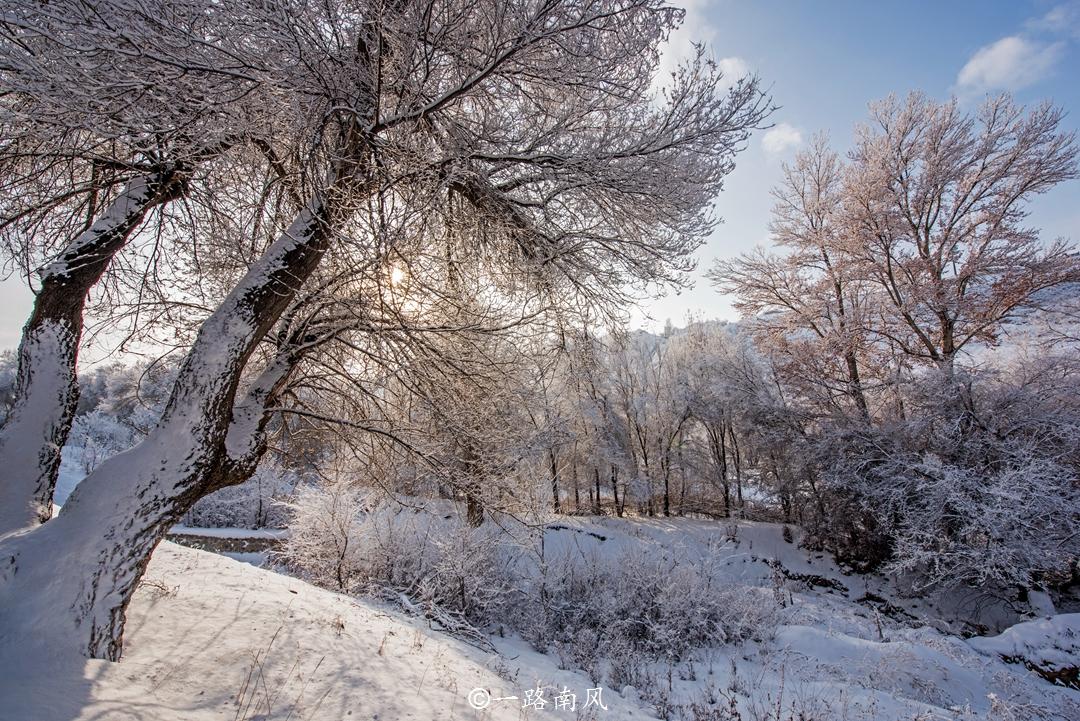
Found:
528,517 -> 1080,719
536,516 -> 1025,634
0,542 -> 643,721
2,521 -> 1078,721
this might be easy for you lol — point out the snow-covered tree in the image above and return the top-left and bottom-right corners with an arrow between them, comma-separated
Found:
711,135 -> 873,419
0,0 -> 268,530
845,92 -> 1079,373
713,92 -> 1080,580
0,0 -> 769,661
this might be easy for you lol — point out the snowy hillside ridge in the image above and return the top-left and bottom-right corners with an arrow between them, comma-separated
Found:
0,542 -> 557,721
969,616 -> 1080,688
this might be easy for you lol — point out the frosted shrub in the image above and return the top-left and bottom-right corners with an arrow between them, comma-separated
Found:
276,480 -> 372,592
67,409 -> 135,474
186,463 -> 296,529
278,489 -> 517,622
818,364 -> 1080,591
341,503 -> 518,624
280,488 -> 784,682
535,546 -> 778,673
420,522 -> 518,623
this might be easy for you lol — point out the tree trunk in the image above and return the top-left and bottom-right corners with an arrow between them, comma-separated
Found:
550,449 -> 561,514
611,464 -> 622,518
572,462 -> 580,511
709,423 -> 730,517
844,351 -> 870,420
0,170 -> 184,535
662,462 -> 671,517
0,190 -> 338,660
728,423 -> 743,517
829,271 -> 869,421
593,466 -> 602,514
465,480 -> 484,528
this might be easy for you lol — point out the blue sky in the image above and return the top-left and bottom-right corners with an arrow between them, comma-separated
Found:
632,0 -> 1080,330
1,1 -> 1078,349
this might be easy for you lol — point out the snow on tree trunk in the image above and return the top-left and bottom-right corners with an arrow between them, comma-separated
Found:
0,193 -> 336,660
0,171 -> 183,535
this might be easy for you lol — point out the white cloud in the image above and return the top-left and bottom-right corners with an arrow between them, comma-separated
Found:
1028,2 -> 1080,40
651,3 -> 752,96
654,2 -> 751,91
761,123 -> 803,156
716,57 -> 751,89
956,35 -> 1064,93
657,1 -> 716,76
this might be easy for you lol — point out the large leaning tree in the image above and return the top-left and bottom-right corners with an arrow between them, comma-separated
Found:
0,0 -> 271,532
0,0 -> 769,661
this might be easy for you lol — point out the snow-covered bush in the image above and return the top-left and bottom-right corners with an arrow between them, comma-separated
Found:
277,486 -> 518,617
275,479 -> 372,592
818,363 -> 1080,591
279,487 -> 783,685
535,544 -> 778,671
184,463 -> 296,529
66,409 -> 135,475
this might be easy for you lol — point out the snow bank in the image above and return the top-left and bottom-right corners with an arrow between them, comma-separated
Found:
0,542 -> 637,721
969,615 -> 1080,687
3,522 -> 1079,720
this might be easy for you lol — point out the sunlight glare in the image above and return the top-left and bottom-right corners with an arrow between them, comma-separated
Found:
389,264 -> 406,288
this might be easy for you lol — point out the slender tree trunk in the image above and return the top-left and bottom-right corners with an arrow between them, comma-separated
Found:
844,351 -> 870,420
593,466 -> 601,514
461,444 -> 484,528
611,464 -> 622,518
662,454 -> 671,518
550,449 -> 561,514
728,423 -> 743,516
0,170 -> 183,535
713,424 -> 730,517
678,466 -> 688,516
828,271 -> 869,421
571,462 -> 580,511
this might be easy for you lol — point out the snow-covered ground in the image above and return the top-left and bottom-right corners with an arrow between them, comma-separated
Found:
1,541 -> 557,721
2,518 -> 1077,721
537,517 -> 1031,636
